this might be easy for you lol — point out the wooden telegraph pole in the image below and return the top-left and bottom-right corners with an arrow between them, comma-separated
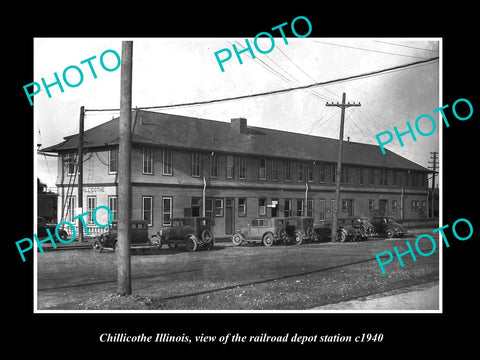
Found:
326,93 -> 361,242
118,41 -> 133,295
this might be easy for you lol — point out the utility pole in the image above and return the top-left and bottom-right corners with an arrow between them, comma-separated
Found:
78,106 -> 85,242
428,151 -> 438,218
118,41 -> 133,295
326,93 -> 361,242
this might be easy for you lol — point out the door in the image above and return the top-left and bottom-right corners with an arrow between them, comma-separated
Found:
347,199 -> 354,217
379,199 -> 388,216
225,198 -> 234,235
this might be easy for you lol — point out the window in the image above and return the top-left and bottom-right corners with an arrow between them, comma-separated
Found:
226,155 -> 234,179
259,219 -> 269,227
330,199 -> 335,218
239,156 -> 246,179
379,169 -> 388,186
411,200 -> 420,211
341,199 -> 348,212
67,196 -> 75,222
162,197 -> 172,226
319,163 -> 326,183
192,152 -> 201,177
259,198 -> 266,216
142,147 -> 153,174
191,197 -> 201,217
108,196 -> 118,221
307,199 -> 313,217
369,199 -> 375,211
307,163 -> 313,182
272,159 -> 279,181
66,151 -> 76,175
87,196 -> 96,225
285,160 -> 291,181
214,198 -> 223,216
259,158 -> 266,180
421,200 -> 426,210
163,149 -> 172,175
108,147 -> 117,174
238,198 -> 247,217
206,199 -> 214,223
369,168 -> 374,185
296,199 -> 304,216
297,163 -> 304,182
392,171 -> 397,186
284,199 -> 292,217
318,199 -> 326,221
210,154 -> 218,178
392,200 -> 398,212
142,196 -> 153,226
331,164 -> 337,183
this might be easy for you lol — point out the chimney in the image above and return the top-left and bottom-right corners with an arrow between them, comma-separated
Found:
231,118 -> 247,134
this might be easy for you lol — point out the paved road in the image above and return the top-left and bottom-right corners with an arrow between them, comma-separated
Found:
36,233 -> 439,311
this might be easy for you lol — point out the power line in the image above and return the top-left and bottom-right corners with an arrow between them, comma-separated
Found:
374,40 -> 439,52
313,40 -> 431,59
230,40 -> 334,103
85,56 -> 439,113
275,46 -> 341,100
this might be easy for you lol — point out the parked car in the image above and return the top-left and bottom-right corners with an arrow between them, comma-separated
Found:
93,220 -> 151,253
371,216 -> 408,238
337,217 -> 375,242
37,216 -> 68,241
313,222 -> 333,242
152,217 -> 214,252
287,216 -> 316,244
232,218 -> 289,246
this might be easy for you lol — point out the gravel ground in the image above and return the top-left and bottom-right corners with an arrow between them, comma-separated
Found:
37,233 -> 439,311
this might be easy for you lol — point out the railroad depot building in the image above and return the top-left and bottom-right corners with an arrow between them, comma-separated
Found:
42,110 -> 431,238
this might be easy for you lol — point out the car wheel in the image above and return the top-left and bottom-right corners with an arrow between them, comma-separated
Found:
58,230 -> 68,241
338,231 -> 347,243
151,235 -> 162,248
93,240 -> 103,253
306,227 -> 315,242
262,233 -> 274,247
385,229 -> 394,238
186,236 -> 198,252
207,239 -> 215,250
232,234 -> 243,246
201,229 -> 213,244
294,231 -> 303,245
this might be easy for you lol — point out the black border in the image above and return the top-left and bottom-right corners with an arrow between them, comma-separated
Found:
7,5 -> 478,354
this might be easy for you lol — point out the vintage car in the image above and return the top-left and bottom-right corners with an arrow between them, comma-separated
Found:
371,216 -> 408,238
287,216 -> 316,244
336,217 -> 375,242
151,217 -> 214,252
37,216 -> 68,241
232,218 -> 289,246
92,220 -> 151,253
313,222 -> 333,242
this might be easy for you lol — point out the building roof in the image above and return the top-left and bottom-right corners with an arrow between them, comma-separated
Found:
42,109 -> 430,172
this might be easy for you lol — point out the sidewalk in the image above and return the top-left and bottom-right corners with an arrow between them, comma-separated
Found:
311,281 -> 439,311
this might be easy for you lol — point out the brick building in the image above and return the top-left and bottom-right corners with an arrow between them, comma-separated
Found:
42,110 -> 430,238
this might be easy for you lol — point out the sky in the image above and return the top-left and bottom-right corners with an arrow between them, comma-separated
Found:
34,37 -> 440,189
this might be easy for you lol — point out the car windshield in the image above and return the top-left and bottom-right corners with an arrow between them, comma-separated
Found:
386,218 -> 395,224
